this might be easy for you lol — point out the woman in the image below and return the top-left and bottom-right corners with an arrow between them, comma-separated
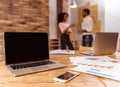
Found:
58,12 -> 74,50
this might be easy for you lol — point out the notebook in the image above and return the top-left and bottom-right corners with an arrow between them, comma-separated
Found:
80,32 -> 119,56
4,32 -> 66,76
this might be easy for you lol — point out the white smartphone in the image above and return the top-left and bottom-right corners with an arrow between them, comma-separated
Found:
53,71 -> 79,83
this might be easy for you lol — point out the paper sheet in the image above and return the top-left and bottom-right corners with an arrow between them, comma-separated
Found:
69,56 -> 120,81
49,49 -> 75,55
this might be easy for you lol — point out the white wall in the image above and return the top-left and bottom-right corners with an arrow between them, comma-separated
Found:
105,0 -> 120,34
49,0 -> 57,39
105,0 -> 120,50
69,0 -> 105,32
68,0 -> 105,43
49,0 -> 105,39
68,3 -> 78,39
49,0 -> 120,50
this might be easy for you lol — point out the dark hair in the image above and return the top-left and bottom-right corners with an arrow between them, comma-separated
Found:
57,12 -> 68,23
83,9 -> 90,15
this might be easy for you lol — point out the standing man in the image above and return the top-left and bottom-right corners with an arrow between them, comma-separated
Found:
81,8 -> 94,47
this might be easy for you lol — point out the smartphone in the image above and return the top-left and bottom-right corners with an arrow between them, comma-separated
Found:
53,71 -> 79,83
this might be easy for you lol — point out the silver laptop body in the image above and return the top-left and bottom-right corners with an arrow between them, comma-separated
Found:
80,32 -> 118,56
4,32 -> 66,76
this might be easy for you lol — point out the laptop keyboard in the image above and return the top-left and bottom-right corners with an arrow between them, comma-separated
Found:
10,61 -> 55,70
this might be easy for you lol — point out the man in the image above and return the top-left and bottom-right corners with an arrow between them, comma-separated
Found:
81,8 -> 94,47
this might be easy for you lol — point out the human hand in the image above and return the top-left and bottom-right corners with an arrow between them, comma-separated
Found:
70,24 -> 75,27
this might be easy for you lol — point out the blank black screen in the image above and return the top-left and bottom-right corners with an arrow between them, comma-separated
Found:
4,32 -> 49,64
57,72 -> 75,80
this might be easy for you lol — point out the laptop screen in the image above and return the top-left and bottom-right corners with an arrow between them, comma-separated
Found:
4,32 -> 49,64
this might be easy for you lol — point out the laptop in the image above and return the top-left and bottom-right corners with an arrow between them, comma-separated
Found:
80,32 -> 119,56
4,32 -> 66,76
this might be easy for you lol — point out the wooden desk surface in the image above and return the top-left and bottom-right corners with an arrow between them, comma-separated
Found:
0,51 -> 120,87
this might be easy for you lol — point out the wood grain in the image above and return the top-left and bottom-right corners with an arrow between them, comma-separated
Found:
0,50 -> 120,87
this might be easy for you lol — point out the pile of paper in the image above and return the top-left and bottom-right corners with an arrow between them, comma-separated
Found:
69,56 -> 120,81
49,49 -> 75,55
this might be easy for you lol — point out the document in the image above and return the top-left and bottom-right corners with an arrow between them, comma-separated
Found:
49,49 -> 75,55
69,56 -> 120,81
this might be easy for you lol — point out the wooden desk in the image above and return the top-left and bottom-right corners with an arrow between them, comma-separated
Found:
0,51 -> 120,87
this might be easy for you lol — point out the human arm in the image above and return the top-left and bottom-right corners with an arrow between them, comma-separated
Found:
59,23 -> 74,34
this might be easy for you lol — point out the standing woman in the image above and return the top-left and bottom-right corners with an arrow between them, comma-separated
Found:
58,12 -> 74,50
